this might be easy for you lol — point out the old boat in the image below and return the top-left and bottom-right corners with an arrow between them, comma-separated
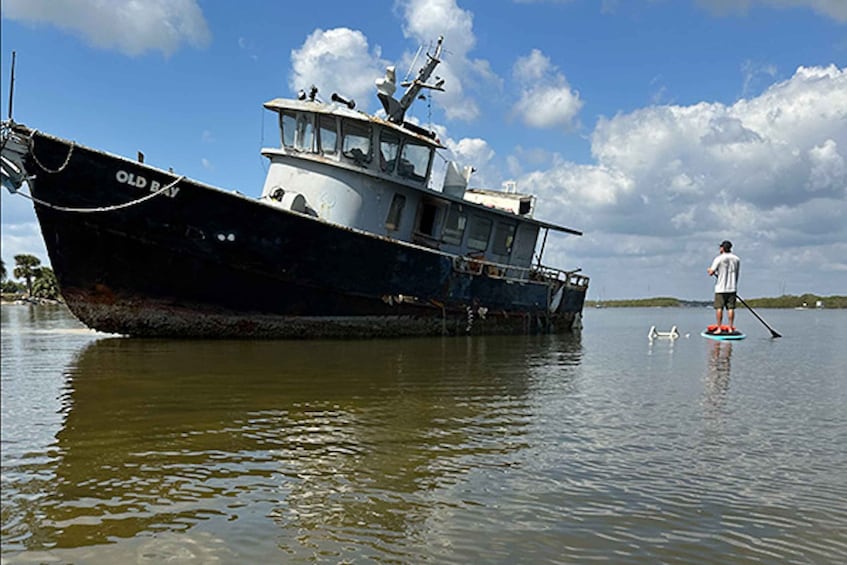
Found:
1,37 -> 589,338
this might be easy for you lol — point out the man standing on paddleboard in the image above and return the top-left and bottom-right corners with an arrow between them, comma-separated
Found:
707,240 -> 741,333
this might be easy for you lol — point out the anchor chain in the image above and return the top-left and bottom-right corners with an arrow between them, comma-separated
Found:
28,131 -> 75,174
16,175 -> 185,214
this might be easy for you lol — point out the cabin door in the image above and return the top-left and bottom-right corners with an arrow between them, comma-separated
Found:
413,198 -> 445,247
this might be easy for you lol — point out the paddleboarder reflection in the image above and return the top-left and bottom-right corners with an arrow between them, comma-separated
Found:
704,341 -> 732,410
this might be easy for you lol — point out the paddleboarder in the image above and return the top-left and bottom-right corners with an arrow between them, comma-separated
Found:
707,240 -> 741,333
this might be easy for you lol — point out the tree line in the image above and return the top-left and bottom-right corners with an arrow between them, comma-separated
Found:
587,294 -> 846,309
1,255 -> 61,301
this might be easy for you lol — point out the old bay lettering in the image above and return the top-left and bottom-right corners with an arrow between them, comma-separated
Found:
115,170 -> 180,198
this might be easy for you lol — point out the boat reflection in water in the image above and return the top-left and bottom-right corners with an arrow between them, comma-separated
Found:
40,334 -> 582,559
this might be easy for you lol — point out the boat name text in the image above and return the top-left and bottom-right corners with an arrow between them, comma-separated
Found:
116,170 -> 180,198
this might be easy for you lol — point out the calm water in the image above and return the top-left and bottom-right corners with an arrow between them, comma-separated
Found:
2,304 -> 846,564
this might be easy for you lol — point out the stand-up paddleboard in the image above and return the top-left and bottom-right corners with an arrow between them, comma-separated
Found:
701,325 -> 746,341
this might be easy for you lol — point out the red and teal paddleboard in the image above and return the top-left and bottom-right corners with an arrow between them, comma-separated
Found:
701,326 -> 746,340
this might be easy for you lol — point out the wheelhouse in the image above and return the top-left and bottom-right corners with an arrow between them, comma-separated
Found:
264,100 -> 437,186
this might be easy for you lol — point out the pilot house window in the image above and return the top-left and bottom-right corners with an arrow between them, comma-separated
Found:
319,115 -> 338,154
397,140 -> 431,182
342,121 -> 372,165
379,131 -> 400,173
281,111 -> 314,152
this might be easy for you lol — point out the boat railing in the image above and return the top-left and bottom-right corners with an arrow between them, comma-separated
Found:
452,256 -> 589,288
532,265 -> 590,288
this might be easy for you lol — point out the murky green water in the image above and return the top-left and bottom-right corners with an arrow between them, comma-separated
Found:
2,304 -> 846,563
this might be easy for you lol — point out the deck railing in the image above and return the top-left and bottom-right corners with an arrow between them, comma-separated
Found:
452,256 -> 589,288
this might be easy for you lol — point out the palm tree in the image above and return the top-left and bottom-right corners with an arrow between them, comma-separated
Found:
32,267 -> 60,300
13,254 -> 42,296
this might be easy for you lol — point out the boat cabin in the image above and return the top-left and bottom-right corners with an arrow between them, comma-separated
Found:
259,97 -> 580,278
258,38 -> 582,282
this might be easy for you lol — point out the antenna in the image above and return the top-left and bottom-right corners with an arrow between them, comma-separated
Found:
404,44 -> 423,83
8,51 -> 16,121
388,36 -> 444,124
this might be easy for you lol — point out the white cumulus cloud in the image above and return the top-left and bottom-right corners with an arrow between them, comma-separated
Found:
289,28 -> 386,112
446,137 -> 495,167
512,49 -> 583,130
399,0 -> 499,121
806,139 -> 846,193
3,0 -> 211,56
430,122 -> 500,188
596,65 -> 847,211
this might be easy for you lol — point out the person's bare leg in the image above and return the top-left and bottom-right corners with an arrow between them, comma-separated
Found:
728,308 -> 735,329
715,307 -> 723,330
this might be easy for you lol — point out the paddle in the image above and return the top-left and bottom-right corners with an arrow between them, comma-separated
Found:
711,273 -> 781,338
735,294 -> 782,338
712,273 -> 782,338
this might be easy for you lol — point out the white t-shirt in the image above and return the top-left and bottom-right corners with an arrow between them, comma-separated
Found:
710,252 -> 740,293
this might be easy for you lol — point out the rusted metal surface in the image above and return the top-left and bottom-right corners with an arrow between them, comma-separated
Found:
63,289 -> 580,339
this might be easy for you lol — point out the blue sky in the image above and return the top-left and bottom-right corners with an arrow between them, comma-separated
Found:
2,0 -> 845,300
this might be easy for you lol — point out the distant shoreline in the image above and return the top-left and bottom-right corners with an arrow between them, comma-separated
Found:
1,293 -> 64,306
588,294 -> 845,309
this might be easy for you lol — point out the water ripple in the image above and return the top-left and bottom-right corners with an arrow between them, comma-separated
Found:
2,308 -> 846,562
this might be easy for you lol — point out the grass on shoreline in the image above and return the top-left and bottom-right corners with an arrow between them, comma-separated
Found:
588,294 -> 846,309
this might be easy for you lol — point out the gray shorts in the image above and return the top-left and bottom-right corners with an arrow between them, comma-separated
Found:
714,292 -> 737,309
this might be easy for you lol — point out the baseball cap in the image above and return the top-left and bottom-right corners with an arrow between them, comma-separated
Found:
720,240 -> 732,251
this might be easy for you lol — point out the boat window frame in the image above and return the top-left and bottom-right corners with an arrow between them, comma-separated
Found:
379,129 -> 401,174
441,204 -> 467,246
318,114 -> 339,155
341,119 -> 372,166
396,138 -> 432,184
280,111 -> 296,149
280,110 -> 315,153
492,221 -> 517,256
466,215 -> 493,252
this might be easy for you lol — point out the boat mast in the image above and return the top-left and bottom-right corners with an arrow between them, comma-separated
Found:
378,36 -> 445,124
7,51 -> 15,121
